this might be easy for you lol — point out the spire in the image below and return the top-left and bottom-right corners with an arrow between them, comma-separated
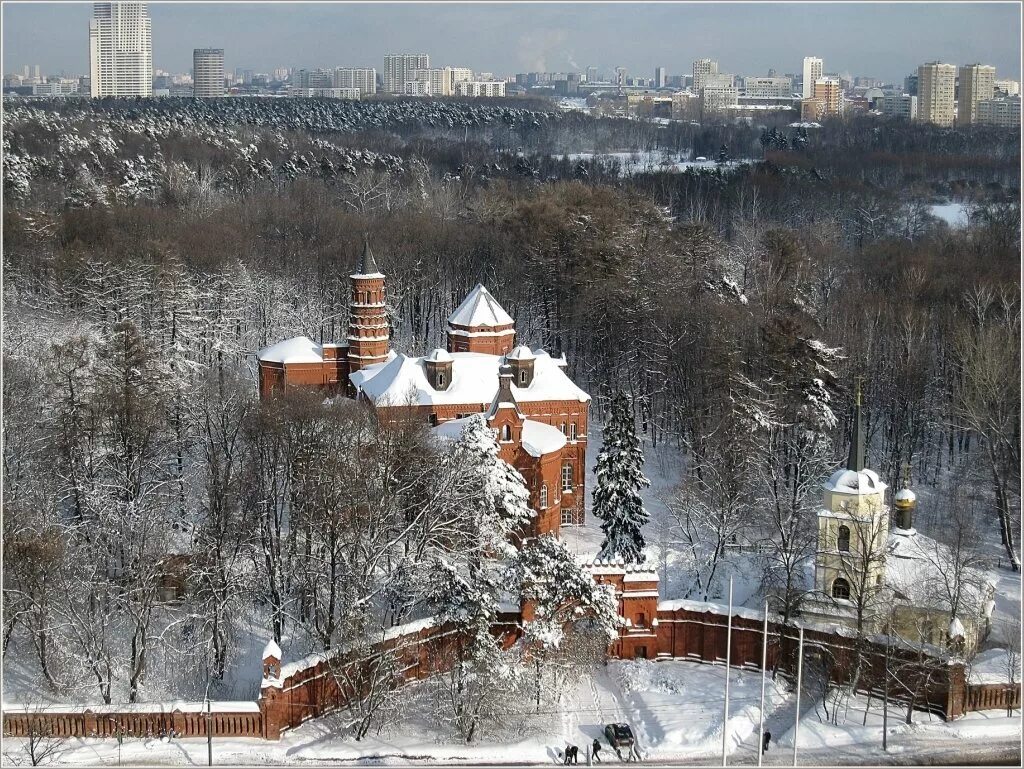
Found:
486,365 -> 522,419
357,234 -> 380,276
846,376 -> 865,471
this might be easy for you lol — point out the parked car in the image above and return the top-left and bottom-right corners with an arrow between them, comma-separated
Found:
604,722 -> 635,749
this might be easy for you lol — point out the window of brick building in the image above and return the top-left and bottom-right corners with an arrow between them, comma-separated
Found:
562,464 -> 573,492
540,485 -> 548,509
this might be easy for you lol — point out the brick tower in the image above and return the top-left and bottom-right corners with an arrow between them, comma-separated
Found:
347,237 -> 390,376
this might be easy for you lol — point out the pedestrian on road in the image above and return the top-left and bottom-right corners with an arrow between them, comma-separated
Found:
592,738 -> 602,763
563,745 -> 572,765
569,745 -> 580,764
762,730 -> 772,753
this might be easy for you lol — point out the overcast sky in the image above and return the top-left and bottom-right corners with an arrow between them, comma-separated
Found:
3,2 -> 1021,82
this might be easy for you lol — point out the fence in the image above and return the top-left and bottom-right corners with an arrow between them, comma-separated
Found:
2,702 -> 263,739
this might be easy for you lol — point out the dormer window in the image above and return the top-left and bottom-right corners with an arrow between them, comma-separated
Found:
436,373 -> 445,388
502,424 -> 512,442
520,370 -> 527,385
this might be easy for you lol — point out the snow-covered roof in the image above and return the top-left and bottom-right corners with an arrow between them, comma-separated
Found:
521,420 -> 567,457
432,417 -> 567,458
257,336 -> 326,365
425,348 -> 453,363
448,284 -> 514,328
885,528 -> 993,614
824,468 -> 887,496
969,647 -> 1022,685
0,701 -> 261,714
895,488 -> 917,503
354,350 -> 590,407
262,639 -> 282,662
507,344 -> 536,361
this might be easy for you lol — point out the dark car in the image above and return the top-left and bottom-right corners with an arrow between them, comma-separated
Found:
604,723 -> 634,749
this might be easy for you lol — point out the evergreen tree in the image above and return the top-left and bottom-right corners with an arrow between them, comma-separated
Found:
717,144 -> 729,163
593,391 -> 650,563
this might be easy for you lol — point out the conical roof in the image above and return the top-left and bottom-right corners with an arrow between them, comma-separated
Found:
352,235 -> 384,278
448,284 -> 514,328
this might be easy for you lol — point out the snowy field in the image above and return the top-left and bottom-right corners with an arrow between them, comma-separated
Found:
561,151 -> 748,177
8,659 -> 1018,766
928,201 -> 969,228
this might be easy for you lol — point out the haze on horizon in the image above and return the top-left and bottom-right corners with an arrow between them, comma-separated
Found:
2,1 -> 1021,83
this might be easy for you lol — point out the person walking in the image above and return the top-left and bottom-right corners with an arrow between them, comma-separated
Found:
569,745 -> 579,764
762,730 -> 772,753
592,738 -> 602,763
563,744 -> 572,765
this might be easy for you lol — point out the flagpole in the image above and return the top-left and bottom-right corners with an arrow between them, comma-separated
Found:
722,576 -> 734,766
793,626 -> 804,767
758,600 -> 769,767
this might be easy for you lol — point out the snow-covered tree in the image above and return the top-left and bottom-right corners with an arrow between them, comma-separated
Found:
449,414 -> 534,558
593,391 -> 650,563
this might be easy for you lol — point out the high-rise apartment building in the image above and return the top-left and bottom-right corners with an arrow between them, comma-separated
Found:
692,58 -> 718,92
89,2 -> 153,97
333,68 -> 376,95
917,62 -> 956,126
654,67 -> 667,89
585,66 -> 598,83
813,77 -> 842,115
879,94 -> 917,120
802,56 -> 823,99
454,80 -> 505,98
383,53 -> 429,93
192,48 -> 224,98
294,69 -> 334,89
957,63 -> 996,124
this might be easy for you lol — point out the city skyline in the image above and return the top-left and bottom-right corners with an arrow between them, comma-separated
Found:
2,2 -> 1021,83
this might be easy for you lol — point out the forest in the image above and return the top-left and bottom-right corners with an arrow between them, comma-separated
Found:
2,96 -> 1020,738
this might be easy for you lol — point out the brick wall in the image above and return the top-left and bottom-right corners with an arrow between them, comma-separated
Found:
2,704 -> 263,739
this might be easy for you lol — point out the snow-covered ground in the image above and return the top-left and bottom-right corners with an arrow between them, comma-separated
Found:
562,151 -> 748,177
928,201 -> 969,228
10,659 -> 1018,766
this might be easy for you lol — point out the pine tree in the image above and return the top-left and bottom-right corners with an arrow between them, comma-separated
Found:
593,391 -> 650,563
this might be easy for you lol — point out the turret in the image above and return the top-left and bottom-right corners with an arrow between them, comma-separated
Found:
893,463 -> 917,531
347,236 -> 390,375
447,284 -> 516,355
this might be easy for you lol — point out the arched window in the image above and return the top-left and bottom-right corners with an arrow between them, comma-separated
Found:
540,485 -> 548,509
837,525 -> 851,552
562,463 -> 573,492
502,424 -> 511,442
520,369 -> 527,384
436,373 -> 445,388
832,578 -> 851,600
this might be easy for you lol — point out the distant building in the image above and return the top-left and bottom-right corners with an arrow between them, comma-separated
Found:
454,80 -> 505,97
585,66 -> 599,83
193,49 -> 225,98
383,53 -> 429,93
290,87 -> 360,100
976,96 -> 1021,127
692,58 -> 718,92
957,64 -> 996,124
333,68 -> 376,95
409,67 -> 472,96
904,73 -> 919,96
917,61 -> 956,126
89,2 -> 152,97
743,76 -> 793,99
702,73 -> 735,90
879,94 -> 917,120
812,77 -> 842,116
294,69 -> 333,90
32,80 -> 79,96
701,84 -> 739,116
654,66 -> 667,89
802,56 -> 823,99
994,78 -> 1020,96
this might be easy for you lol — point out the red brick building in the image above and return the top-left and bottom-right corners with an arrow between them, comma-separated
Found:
256,243 -> 591,535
